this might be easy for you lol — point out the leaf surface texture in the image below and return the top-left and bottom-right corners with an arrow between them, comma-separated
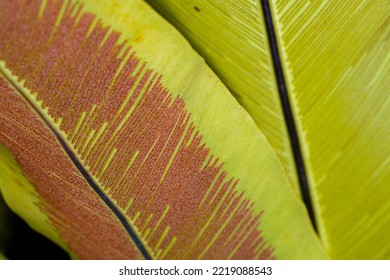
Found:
148,0 -> 390,259
0,0 -> 327,259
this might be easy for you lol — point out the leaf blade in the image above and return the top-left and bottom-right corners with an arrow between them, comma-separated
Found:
0,0 -> 327,259
270,0 -> 390,259
146,0 -> 301,195
150,0 -> 390,259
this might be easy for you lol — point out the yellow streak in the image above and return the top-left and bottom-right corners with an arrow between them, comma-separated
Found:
159,237 -> 176,259
100,147 -> 117,176
198,200 -> 242,259
146,205 -> 170,242
154,226 -> 170,252
70,111 -> 86,142
83,121 -> 107,159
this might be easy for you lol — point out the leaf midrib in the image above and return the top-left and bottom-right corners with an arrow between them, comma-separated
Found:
259,0 -> 318,231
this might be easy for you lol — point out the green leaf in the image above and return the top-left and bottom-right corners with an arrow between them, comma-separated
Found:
147,0 -> 390,259
0,0 -> 327,259
147,0 -> 300,194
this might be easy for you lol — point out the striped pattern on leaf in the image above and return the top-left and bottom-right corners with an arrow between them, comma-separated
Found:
271,0 -> 390,259
147,0 -> 300,194
149,0 -> 390,259
0,0 -> 327,259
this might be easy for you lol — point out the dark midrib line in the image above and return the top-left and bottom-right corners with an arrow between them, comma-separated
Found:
260,0 -> 318,232
0,69 -> 152,259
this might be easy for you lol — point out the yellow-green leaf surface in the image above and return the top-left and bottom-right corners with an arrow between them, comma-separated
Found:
0,252 -> 6,260
0,0 -> 327,259
147,0 -> 390,259
147,0 -> 300,194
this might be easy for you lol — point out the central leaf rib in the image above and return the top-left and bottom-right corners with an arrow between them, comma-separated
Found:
260,0 -> 318,231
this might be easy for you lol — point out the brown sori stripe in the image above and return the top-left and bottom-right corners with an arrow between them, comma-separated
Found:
0,0 -> 275,259
0,77 -> 142,259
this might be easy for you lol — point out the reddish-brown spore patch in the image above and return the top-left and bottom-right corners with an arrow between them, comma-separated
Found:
0,78 -> 142,259
0,0 -> 275,259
